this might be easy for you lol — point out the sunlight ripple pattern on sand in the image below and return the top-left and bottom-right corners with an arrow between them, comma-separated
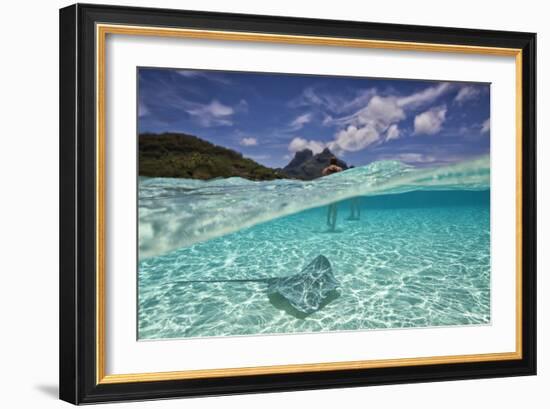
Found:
138,190 -> 490,340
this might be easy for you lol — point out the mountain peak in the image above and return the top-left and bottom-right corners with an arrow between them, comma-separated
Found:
285,149 -> 314,170
283,148 -> 348,180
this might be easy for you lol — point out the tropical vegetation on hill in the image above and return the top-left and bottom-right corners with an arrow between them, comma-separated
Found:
139,133 -> 284,180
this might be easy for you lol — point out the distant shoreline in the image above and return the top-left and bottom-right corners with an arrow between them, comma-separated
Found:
139,132 -> 347,181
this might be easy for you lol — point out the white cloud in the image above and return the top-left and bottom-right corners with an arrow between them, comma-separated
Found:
343,89 -> 378,113
330,124 -> 380,152
289,113 -> 312,131
328,95 -> 405,152
363,96 -> 405,124
293,87 -> 341,113
291,87 -> 377,115
288,137 -> 326,154
322,114 -> 334,126
239,137 -> 258,146
414,105 -> 447,135
290,82 -> 453,154
297,83 -> 449,116
454,86 -> 481,104
206,100 -> 233,116
185,99 -> 235,127
323,83 -> 453,152
386,124 -> 400,141
397,83 -> 451,108
481,118 -> 490,134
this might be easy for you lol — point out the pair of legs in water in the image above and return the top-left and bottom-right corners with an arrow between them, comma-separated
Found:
326,198 -> 360,231
326,203 -> 338,231
347,197 -> 361,221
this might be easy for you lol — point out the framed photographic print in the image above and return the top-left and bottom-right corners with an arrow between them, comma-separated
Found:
59,3 -> 536,404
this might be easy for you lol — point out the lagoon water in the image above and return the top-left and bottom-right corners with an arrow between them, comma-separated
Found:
138,158 -> 490,340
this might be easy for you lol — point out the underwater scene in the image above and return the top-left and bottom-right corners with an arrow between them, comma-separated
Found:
138,158 -> 491,340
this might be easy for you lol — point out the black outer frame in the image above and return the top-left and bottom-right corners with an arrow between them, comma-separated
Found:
59,3 -> 536,405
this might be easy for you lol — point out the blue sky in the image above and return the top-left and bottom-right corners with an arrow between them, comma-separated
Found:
138,67 -> 490,168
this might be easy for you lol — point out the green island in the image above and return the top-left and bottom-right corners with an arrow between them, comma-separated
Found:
139,132 -> 347,181
139,133 -> 285,180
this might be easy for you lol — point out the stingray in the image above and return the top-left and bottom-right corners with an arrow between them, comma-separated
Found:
174,255 -> 340,317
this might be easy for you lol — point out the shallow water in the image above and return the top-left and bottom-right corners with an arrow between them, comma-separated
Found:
138,157 -> 489,259
138,189 -> 490,340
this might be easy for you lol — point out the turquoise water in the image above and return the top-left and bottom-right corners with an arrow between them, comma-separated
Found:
138,158 -> 491,340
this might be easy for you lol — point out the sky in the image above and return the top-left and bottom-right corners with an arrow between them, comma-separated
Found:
138,67 -> 490,169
